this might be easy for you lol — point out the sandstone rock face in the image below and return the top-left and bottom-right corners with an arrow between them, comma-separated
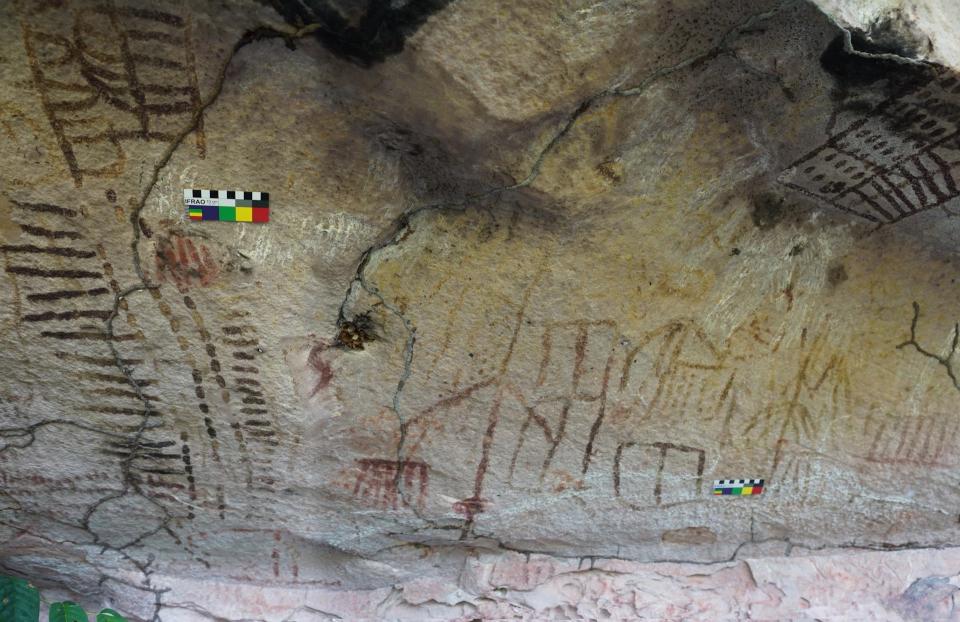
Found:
811,0 -> 960,69
3,0 -> 960,620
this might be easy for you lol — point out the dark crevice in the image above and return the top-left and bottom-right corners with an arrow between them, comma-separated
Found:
265,0 -> 454,66
819,32 -> 933,92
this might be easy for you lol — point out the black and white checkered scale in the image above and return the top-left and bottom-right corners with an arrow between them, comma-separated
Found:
183,189 -> 269,201
714,479 -> 764,486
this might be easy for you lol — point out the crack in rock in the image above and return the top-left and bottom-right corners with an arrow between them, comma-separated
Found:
898,301 -> 960,391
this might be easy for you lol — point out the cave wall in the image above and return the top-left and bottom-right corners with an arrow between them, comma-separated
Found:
3,0 -> 960,620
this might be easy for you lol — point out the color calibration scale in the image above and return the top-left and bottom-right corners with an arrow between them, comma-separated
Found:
184,189 -> 269,222
713,479 -> 764,496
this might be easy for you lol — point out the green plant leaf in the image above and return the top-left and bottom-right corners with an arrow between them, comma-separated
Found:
95,609 -> 126,622
48,601 -> 88,622
0,576 -> 40,622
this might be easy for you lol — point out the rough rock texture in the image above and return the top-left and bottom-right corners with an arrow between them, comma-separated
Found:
811,0 -> 960,69
21,547 -> 960,621
3,0 -> 960,619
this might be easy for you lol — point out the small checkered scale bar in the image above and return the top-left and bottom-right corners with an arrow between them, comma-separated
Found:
183,189 -> 269,223
712,479 -> 764,496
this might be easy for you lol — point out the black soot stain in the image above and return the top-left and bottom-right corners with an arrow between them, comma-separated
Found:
827,262 -> 848,287
751,192 -> 787,230
267,0 -> 454,66
819,32 -> 932,97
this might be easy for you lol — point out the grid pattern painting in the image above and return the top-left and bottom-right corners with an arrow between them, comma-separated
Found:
713,479 -> 764,496
184,189 -> 269,222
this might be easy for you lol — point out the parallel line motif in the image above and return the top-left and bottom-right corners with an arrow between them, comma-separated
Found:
18,3 -> 205,187
5,198 -> 186,503
223,321 -> 278,493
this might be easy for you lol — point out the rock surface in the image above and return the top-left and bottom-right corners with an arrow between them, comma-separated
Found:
2,0 -> 960,619
811,0 -> 960,69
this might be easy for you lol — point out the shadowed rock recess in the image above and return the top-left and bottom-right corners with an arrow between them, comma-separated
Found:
4,0 -> 960,619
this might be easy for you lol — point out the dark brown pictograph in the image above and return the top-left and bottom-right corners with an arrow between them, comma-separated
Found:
18,1 -> 205,186
742,327 -> 850,449
404,314 -> 623,532
2,198 -> 192,505
780,71 -> 960,223
613,441 -> 705,509
3,200 -> 140,344
401,271 -> 548,533
148,287 -> 224,491
507,319 -> 618,485
59,357 -> 160,424
352,458 -> 429,512
222,318 -> 279,493
179,431 -> 197,515
614,319 -> 733,455
168,292 -> 254,500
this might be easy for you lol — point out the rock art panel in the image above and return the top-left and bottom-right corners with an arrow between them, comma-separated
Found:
3,0 -> 960,619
